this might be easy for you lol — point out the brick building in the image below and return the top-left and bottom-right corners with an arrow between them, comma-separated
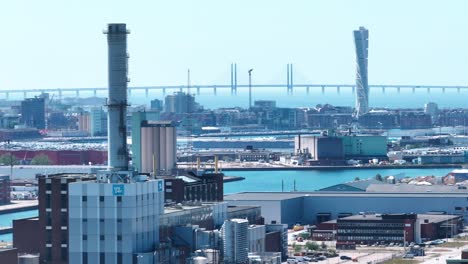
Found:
38,173 -> 95,264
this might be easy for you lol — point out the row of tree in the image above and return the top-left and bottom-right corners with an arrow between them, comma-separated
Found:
0,154 -> 50,165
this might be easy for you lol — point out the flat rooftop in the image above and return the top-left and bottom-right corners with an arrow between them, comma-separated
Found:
224,191 -> 468,201
164,203 -> 218,215
366,184 -> 468,193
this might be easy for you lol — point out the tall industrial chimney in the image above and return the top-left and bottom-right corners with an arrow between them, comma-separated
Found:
104,23 -> 129,170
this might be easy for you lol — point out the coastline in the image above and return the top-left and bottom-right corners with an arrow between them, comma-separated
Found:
220,164 -> 462,171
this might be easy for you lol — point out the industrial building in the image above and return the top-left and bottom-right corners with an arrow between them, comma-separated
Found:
0,174 -> 11,205
68,177 -> 165,264
139,120 -> 177,175
313,213 -> 462,246
21,97 -> 46,129
13,217 -> 40,256
157,171 -> 224,203
37,173 -> 96,264
336,213 -> 418,246
354,26 -> 369,118
224,191 -> 468,227
295,135 -> 387,161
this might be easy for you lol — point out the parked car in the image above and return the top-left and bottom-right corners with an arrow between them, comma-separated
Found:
403,254 -> 415,259
340,255 -> 352,260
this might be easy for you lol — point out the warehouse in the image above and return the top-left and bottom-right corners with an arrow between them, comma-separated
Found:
224,192 -> 468,227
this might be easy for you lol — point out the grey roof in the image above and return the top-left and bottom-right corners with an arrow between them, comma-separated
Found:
227,205 -> 260,213
319,178 -> 385,191
340,214 -> 413,221
418,214 -> 462,224
339,213 -> 460,223
224,191 -> 468,201
366,184 -> 468,193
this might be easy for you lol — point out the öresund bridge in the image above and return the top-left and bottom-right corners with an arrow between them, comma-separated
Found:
2,63 -> 467,99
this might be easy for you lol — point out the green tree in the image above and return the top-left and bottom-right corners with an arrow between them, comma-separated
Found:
293,243 -> 303,253
305,241 -> 319,251
354,177 -> 360,181
0,154 -> 19,166
375,173 -> 383,181
299,232 -> 310,239
31,154 -> 51,165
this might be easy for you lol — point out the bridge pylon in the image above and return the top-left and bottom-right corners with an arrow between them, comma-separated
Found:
287,63 -> 293,94
230,63 -> 237,95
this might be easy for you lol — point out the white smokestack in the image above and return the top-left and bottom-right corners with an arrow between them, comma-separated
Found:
104,23 -> 129,170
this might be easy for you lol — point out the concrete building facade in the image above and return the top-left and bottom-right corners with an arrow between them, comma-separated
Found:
224,192 -> 468,227
68,179 -> 164,264
221,218 -> 249,264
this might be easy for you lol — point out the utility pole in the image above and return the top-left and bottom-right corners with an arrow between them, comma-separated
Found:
248,69 -> 253,109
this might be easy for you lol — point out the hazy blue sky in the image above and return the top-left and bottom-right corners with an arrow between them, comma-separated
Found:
1,0 -> 468,89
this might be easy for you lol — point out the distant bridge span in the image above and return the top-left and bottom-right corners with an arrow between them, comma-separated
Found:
1,84 -> 468,99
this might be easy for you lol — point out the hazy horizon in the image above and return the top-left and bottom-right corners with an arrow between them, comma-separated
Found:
1,0 -> 468,90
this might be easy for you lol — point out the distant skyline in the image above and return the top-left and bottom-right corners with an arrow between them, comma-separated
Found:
1,0 -> 468,90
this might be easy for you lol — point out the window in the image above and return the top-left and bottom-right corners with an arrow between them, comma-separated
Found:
100,235 -> 104,240
82,235 -> 87,240
83,252 -> 88,264
61,247 -> 68,261
117,235 -> 122,241
82,196 -> 87,202
45,194 -> 51,208
99,196 -> 104,202
61,194 -> 67,207
117,218 -> 122,223
117,196 -> 122,203
455,207 -> 463,211
100,253 -> 105,264
100,218 -> 104,223
117,253 -> 122,264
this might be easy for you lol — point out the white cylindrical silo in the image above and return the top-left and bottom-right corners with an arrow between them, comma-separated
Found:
104,23 -> 129,170
165,126 -> 175,171
159,127 -> 167,171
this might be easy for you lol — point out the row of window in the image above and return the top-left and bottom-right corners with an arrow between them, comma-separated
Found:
82,196 -> 122,202
338,236 -> 404,241
82,252 -> 122,264
337,229 -> 404,234
339,223 -> 404,228
82,235 -> 122,241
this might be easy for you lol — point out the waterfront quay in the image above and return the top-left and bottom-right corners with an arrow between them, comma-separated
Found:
0,200 -> 38,215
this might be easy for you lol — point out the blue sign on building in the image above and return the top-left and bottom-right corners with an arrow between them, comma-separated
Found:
158,181 -> 163,192
113,184 -> 125,196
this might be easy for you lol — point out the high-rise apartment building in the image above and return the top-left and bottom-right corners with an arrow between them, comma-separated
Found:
353,26 -> 369,118
221,218 -> 249,264
164,92 -> 198,114
89,107 -> 107,136
21,97 -> 46,129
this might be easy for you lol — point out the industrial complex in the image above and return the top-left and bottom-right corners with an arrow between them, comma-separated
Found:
1,22 -> 468,264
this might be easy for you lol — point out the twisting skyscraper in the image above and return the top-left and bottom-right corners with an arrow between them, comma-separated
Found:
353,26 -> 369,118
